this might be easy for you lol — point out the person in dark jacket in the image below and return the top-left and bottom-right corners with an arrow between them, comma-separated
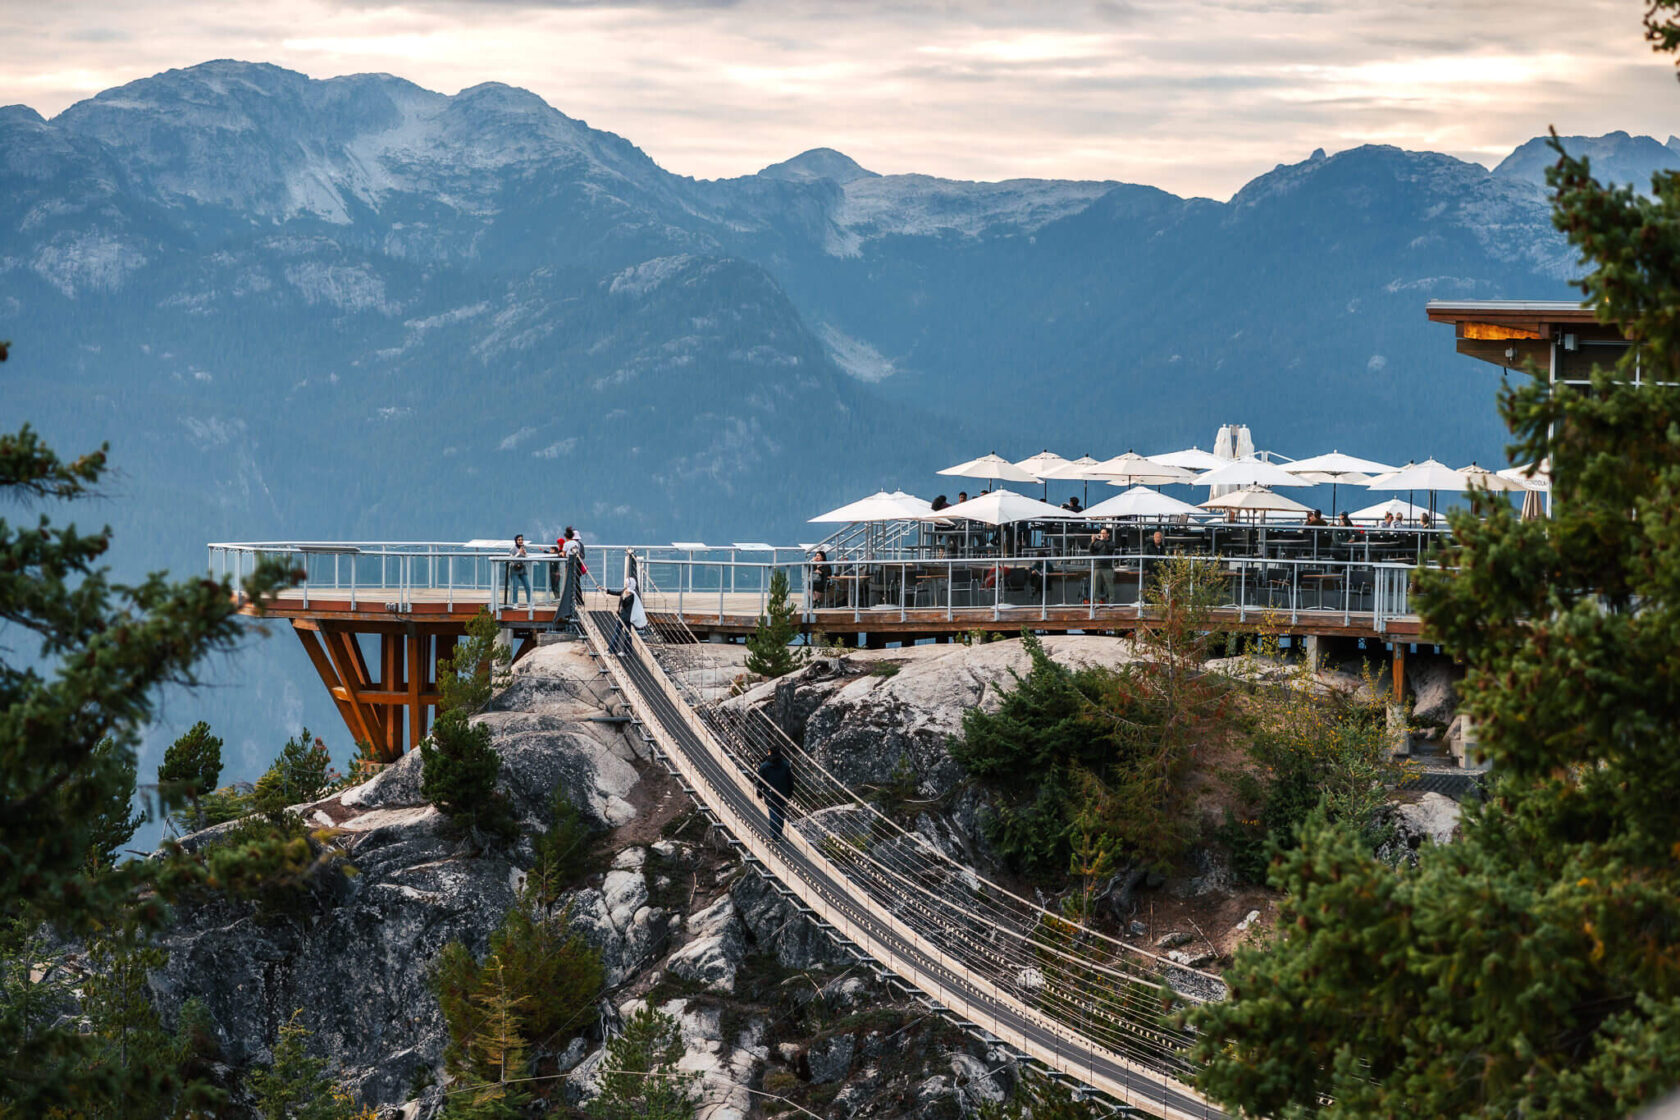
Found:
756,744 -> 795,840
607,571 -> 639,655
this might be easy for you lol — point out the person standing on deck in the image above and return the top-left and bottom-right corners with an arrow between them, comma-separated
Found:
507,534 -> 532,606
1089,526 -> 1117,603
756,743 -> 795,840
562,527 -> 587,604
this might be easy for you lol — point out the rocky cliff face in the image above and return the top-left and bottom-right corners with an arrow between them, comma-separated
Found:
145,632 -> 1472,1117
152,639 -> 1028,1119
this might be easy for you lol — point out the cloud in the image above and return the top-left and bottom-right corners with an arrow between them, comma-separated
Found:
2,0 -> 1674,199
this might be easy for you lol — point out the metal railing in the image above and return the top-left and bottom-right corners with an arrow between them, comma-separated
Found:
207,540 -> 1431,632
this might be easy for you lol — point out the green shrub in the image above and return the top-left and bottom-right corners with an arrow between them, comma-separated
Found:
1219,652 -> 1399,883
157,720 -> 223,834
587,1004 -> 698,1120
422,610 -> 514,842
529,787 -> 594,906
249,1010 -> 365,1120
431,904 -> 604,1078
746,568 -> 808,679
253,728 -> 333,818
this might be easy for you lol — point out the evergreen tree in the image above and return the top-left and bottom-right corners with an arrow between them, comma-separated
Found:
1,342 -> 303,1115
157,720 -> 223,834
249,1010 -> 364,1120
76,737 -> 146,869
431,903 -> 604,1078
530,785 -> 594,907
587,1004 -> 698,1120
1191,10 -> 1680,1114
442,956 -> 530,1120
253,727 -> 332,818
422,610 -> 513,841
745,568 -> 807,679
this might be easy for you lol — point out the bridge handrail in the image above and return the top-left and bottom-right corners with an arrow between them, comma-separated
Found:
628,564 -> 1224,1064
631,561 -> 1221,990
579,601 -> 1220,1118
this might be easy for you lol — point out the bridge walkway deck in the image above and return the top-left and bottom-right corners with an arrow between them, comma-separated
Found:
577,606 -> 1225,1120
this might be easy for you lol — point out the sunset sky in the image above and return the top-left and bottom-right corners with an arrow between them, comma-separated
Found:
3,0 -> 1676,199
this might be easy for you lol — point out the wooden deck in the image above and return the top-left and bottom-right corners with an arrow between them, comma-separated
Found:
245,586 -> 1423,641
240,585 -> 1424,760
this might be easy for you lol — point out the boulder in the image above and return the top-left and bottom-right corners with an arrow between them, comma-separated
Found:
808,1032 -> 856,1084
730,870 -> 852,972
1393,792 -> 1462,848
667,896 -> 747,993
1409,658 -> 1460,726
950,1051 -> 1010,1108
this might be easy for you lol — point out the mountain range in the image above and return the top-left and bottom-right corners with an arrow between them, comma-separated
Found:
0,59 -> 1639,774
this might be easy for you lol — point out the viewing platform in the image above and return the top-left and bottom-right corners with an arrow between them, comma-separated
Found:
211,537 -> 1441,760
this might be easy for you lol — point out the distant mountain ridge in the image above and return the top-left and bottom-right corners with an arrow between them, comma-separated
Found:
0,59 -> 1610,768
1494,130 -> 1680,193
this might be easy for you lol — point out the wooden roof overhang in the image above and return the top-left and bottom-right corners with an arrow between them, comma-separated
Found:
1426,300 -> 1621,370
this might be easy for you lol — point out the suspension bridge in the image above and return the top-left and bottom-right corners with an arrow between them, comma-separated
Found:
574,564 -> 1228,1120
212,538 -> 1237,1116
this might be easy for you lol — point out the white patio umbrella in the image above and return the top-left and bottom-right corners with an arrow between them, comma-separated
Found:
920,490 -> 1084,527
1459,463 -> 1533,493
1199,486 -> 1313,523
1283,450 -> 1398,476
1195,456 -> 1313,490
1015,449 -> 1071,500
1085,486 -> 1208,520
1498,459 -> 1551,493
938,452 -> 1040,487
1366,458 -> 1470,518
885,489 -> 936,514
1347,497 -> 1435,524
1038,454 -> 1103,508
1282,450 -> 1397,516
1039,455 -> 1102,479
1364,461 -> 1415,487
809,490 -> 932,523
1090,451 -> 1200,486
1148,446 -> 1226,472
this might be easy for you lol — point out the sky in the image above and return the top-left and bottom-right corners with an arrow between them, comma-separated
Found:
2,0 -> 1677,199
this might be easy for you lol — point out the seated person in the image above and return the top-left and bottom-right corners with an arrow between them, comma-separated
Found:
1419,511 -> 1433,529
1063,496 -> 1084,514
1305,509 -> 1328,526
1337,511 -> 1353,527
931,494 -> 949,512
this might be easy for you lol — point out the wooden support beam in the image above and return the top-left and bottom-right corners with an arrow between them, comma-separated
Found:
407,629 -> 425,752
381,633 -> 401,760
321,628 -> 385,759
294,624 -> 362,747
1392,641 -> 1407,704
328,686 -> 442,705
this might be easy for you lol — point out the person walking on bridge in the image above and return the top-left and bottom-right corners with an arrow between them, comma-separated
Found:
607,569 -> 640,655
756,743 -> 795,841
